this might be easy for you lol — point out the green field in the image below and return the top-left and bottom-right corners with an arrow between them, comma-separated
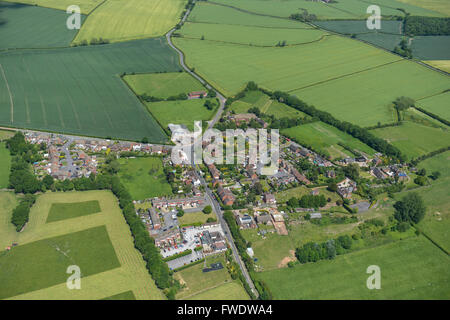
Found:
188,2 -> 311,28
0,226 -> 120,299
411,36 -> 450,60
46,200 -> 101,223
282,122 -> 376,159
0,191 -> 165,300
417,92 -> 450,121
0,2 -> 83,50
178,211 -> 215,227
124,72 -> 205,99
188,281 -> 250,300
314,20 -> 402,35
371,121 -> 450,160
174,254 -> 248,299
0,38 -> 180,142
425,60 -> 450,73
292,60 -> 450,127
0,129 -> 14,141
3,0 -> 102,14
74,0 -> 185,43
257,236 -> 450,299
397,0 -> 450,16
0,142 -> 11,189
356,33 -> 403,51
118,157 -> 172,200
174,35 -> 401,96
146,99 -> 217,131
102,290 -> 136,300
275,185 -> 340,204
180,22 -> 328,46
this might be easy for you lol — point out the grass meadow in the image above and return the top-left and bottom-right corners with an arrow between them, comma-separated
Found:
124,72 -> 205,99
188,281 -> 250,300
46,200 -> 101,223
0,38 -> 179,142
0,142 -> 11,189
118,157 -> 172,200
370,121 -> 450,160
0,190 -> 165,300
256,236 -> 450,299
0,2 -> 83,50
282,122 -> 376,159
425,60 -> 450,73
178,211 -> 214,227
74,0 -> 185,43
146,99 -> 217,131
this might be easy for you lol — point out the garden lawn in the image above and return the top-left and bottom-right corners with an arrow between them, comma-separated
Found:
118,157 -> 172,200
178,211 -> 215,227
0,142 -> 11,189
74,0 -> 185,43
46,200 -> 101,223
124,72 -> 205,99
282,122 -> 376,159
370,121 -> 450,160
256,236 -> 450,299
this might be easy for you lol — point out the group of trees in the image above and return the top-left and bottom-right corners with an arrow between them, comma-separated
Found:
393,38 -> 412,58
287,194 -> 328,209
11,195 -> 36,232
404,16 -> 450,36
393,192 -> 426,225
290,9 -> 317,22
295,235 -> 353,264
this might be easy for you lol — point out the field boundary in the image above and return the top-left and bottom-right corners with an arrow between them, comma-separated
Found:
0,64 -> 14,123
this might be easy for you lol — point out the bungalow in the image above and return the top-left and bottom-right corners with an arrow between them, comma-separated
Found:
264,193 -> 277,205
235,214 -> 256,229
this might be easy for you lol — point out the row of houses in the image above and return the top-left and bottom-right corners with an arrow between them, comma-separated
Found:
151,196 -> 207,210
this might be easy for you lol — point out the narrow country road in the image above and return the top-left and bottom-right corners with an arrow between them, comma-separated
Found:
166,3 -> 259,298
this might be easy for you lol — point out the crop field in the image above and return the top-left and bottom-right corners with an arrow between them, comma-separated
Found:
291,60 -> 450,127
356,33 -> 403,51
188,2 -> 311,28
256,236 -> 450,299
0,129 -> 14,141
0,142 -> 11,189
102,290 -> 136,300
74,0 -> 185,43
174,35 -> 401,96
282,122 -> 376,159
211,0 -> 443,19
411,36 -> 450,60
314,20 -> 402,35
179,22 -> 328,46
146,99 -> 217,131
118,157 -> 172,201
188,281 -> 250,300
425,60 -> 450,73
417,92 -> 450,121
46,200 -> 102,223
0,2 -> 83,50
0,38 -> 180,142
124,72 -> 205,99
0,190 -> 165,300
398,0 -> 450,16
3,0 -> 102,14
371,121 -> 450,160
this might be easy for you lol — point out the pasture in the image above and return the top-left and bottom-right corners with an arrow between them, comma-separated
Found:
417,92 -> 450,121
124,72 -> 205,99
46,200 -> 101,223
174,35 -> 401,97
118,157 -> 172,200
281,122 -> 376,159
292,60 -> 450,127
256,236 -> 450,299
0,190 -> 165,300
0,142 -> 11,189
370,121 -> 450,160
2,0 -> 101,14
74,0 -> 185,43
180,22 -> 328,46
0,2 -> 83,50
146,99 -> 217,131
0,38 -> 180,142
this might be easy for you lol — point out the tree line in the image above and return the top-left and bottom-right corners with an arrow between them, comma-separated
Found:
295,235 -> 353,264
404,16 -> 450,35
